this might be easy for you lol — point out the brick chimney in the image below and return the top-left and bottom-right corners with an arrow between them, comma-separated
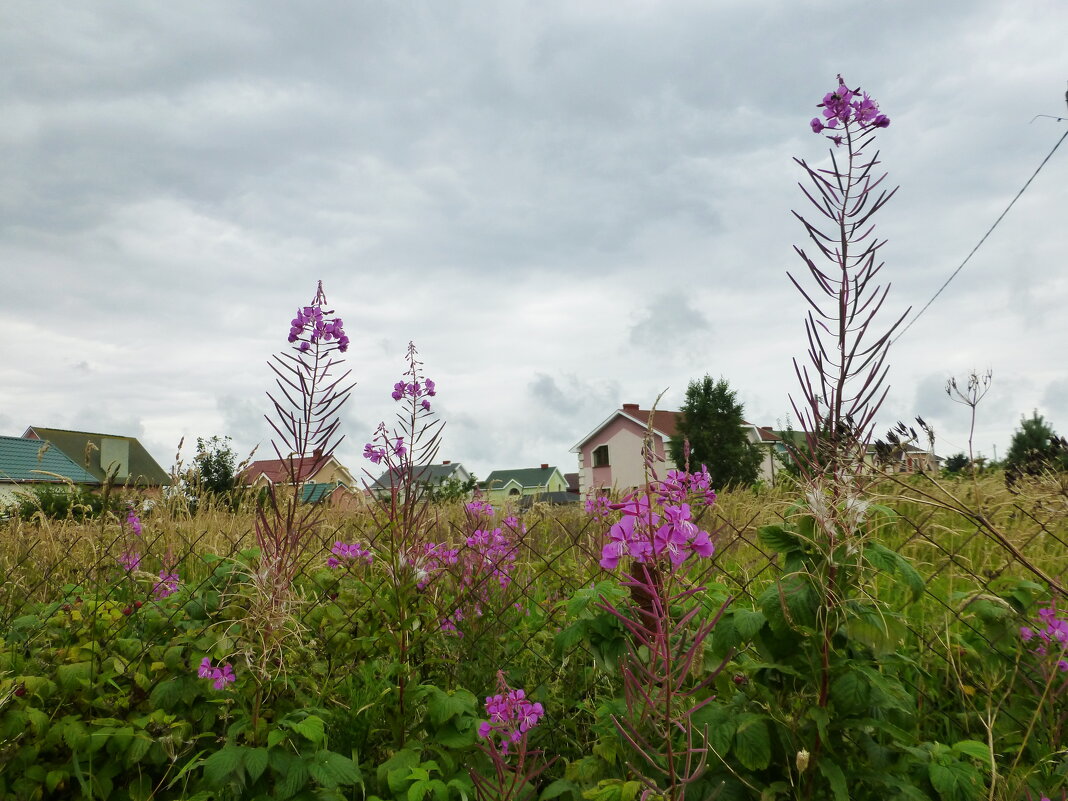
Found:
442,460 -> 451,465
622,403 -> 639,411
540,463 -> 548,469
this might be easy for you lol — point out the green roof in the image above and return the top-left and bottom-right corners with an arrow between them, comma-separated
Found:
301,482 -> 341,504
24,427 -> 171,486
0,436 -> 101,485
370,463 -> 468,489
484,466 -> 561,489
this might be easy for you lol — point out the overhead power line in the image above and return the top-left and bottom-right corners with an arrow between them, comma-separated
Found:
893,125 -> 1068,344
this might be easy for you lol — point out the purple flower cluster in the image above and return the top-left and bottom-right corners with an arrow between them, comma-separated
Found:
153,571 -> 180,599
126,508 -> 143,537
599,494 -> 714,571
585,493 -> 612,520
327,540 -> 373,568
466,499 -> 494,518
119,551 -> 142,572
810,76 -> 889,143
477,685 -> 545,755
287,305 -> 350,353
392,377 -> 436,411
465,527 -> 518,590
363,424 -> 407,464
1021,604 -> 1068,672
410,541 -> 460,588
657,465 -> 717,507
198,658 -> 236,689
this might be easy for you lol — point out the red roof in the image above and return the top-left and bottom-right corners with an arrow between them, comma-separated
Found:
620,405 -> 680,437
240,454 -> 331,484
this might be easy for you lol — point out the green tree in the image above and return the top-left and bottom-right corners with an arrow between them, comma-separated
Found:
669,376 -> 763,488
1005,411 -> 1068,475
943,452 -> 970,474
194,435 -> 238,497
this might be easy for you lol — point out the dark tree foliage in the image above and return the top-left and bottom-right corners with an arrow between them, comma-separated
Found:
669,376 -> 762,488
194,435 -> 238,497
1005,411 -> 1068,481
943,453 -> 970,474
424,475 -> 479,503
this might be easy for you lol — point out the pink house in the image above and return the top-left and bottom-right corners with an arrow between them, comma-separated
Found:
571,403 -> 784,495
570,404 -> 679,496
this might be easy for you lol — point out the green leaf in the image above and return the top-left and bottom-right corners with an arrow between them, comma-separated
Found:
865,543 -> 925,602
245,747 -> 269,782
759,525 -> 803,554
951,741 -> 991,766
202,745 -> 245,787
163,646 -> 185,672
46,770 -> 68,793
733,608 -> 767,640
149,679 -> 184,710
692,702 -> 736,758
267,728 -> 287,749
290,714 -> 326,745
57,661 -> 94,691
831,670 -> 870,716
733,713 -> 771,771
276,755 -> 309,800
320,751 -> 362,786
423,686 -> 476,727
928,759 -> 982,801
541,779 -> 581,801
817,760 -> 849,801
409,780 -> 432,801
126,735 -> 152,765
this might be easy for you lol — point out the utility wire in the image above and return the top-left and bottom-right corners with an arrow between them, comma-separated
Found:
893,126 -> 1068,344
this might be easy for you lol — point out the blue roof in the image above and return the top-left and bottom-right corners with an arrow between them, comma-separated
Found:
0,436 -> 101,485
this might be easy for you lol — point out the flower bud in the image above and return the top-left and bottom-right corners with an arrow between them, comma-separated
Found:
796,749 -> 810,773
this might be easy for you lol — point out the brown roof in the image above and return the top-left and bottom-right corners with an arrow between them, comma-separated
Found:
750,425 -> 783,443
620,405 -> 680,437
240,454 -> 333,484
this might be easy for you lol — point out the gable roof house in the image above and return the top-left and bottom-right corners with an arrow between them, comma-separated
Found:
22,426 -> 170,488
482,464 -> 571,506
571,404 -> 784,496
367,461 -> 474,500
0,435 -> 101,506
239,451 -> 356,489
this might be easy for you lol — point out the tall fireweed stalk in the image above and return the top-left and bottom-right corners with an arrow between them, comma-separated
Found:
256,281 -> 354,608
362,341 -> 445,745
597,422 -> 729,800
776,76 -> 922,794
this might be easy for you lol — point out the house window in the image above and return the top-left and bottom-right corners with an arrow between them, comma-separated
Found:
592,445 -> 609,468
509,488 -> 521,496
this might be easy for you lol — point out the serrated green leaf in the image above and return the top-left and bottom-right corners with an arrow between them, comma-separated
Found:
733,608 -> 767,640
149,679 -> 184,710
929,760 -> 982,801
46,769 -> 68,793
267,728 -> 286,749
733,713 -> 771,771
245,747 -> 269,782
126,735 -> 152,765
692,702 -> 735,758
831,670 -> 870,715
541,779 -> 581,801
951,740 -> 991,765
290,714 -> 325,745
57,661 -> 94,691
202,745 -> 245,787
817,760 -> 849,801
759,525 -> 803,554
276,755 -> 309,800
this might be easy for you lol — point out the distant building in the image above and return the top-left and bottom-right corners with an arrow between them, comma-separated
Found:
0,434 -> 101,506
367,461 -> 474,500
571,403 -> 783,495
23,426 -> 170,487
482,464 -> 569,506
240,451 -> 356,488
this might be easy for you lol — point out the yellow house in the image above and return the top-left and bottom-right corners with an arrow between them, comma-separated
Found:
482,464 -> 568,506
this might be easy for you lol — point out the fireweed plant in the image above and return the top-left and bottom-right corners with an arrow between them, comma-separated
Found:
470,671 -> 551,801
732,76 -> 944,799
595,423 -> 729,800
362,342 -> 447,745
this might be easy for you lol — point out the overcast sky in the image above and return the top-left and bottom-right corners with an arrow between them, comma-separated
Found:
2,1 -> 1066,482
